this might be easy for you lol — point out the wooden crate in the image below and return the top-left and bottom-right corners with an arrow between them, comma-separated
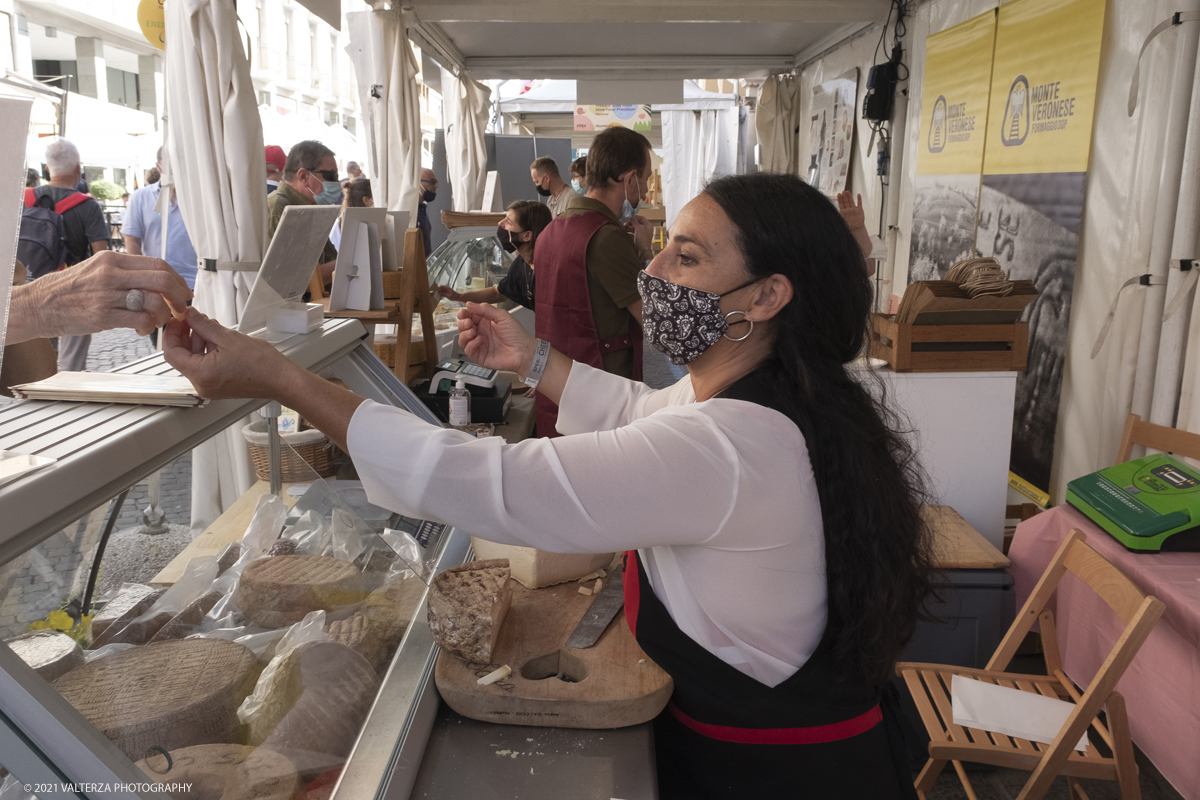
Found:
870,313 -> 1028,373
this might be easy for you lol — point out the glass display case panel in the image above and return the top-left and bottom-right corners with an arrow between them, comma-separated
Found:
426,227 -> 514,292
0,330 -> 459,798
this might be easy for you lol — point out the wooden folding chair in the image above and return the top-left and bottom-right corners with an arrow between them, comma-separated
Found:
1116,413 -> 1200,464
897,528 -> 1164,800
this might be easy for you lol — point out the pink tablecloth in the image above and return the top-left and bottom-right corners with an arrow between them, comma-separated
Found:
1010,505 -> 1200,799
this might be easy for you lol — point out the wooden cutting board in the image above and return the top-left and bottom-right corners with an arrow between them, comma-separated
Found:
434,580 -> 672,729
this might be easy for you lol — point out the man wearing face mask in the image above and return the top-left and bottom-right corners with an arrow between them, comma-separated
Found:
530,157 -> 572,218
267,140 -> 339,285
417,168 -> 438,258
570,156 -> 587,195
531,126 -> 653,437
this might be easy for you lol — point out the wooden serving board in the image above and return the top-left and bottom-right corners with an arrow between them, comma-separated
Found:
435,580 -> 672,729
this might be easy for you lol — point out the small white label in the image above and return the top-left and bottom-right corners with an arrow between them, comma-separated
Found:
449,395 -> 470,427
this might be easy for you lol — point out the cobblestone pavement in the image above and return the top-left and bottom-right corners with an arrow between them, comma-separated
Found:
86,328 -> 193,532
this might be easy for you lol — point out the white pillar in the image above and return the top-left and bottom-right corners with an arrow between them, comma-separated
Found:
1130,6 -> 1200,426
138,54 -> 163,129
75,36 -> 107,102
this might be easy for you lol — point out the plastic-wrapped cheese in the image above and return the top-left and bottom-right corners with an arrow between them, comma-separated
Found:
470,538 -> 613,589
325,612 -> 386,672
136,744 -> 299,800
426,559 -> 512,664
234,555 -> 367,629
249,641 -> 379,775
55,639 -> 259,760
6,630 -> 84,682
90,583 -> 163,644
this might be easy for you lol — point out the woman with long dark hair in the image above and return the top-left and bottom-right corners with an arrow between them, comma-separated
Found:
163,172 -> 932,799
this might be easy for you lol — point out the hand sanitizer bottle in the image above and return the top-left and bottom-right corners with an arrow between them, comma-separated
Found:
448,378 -> 471,428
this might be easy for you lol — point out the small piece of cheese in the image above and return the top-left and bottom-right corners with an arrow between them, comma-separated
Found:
593,579 -> 603,594
477,665 -> 511,686
577,571 -> 601,583
577,586 -> 592,596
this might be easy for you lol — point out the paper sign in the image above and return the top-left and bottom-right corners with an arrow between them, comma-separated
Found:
951,675 -> 1087,751
330,207 -> 387,312
238,205 -> 340,334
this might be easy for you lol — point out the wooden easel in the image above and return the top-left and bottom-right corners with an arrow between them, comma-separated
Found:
395,228 -> 439,383
312,227 -> 438,383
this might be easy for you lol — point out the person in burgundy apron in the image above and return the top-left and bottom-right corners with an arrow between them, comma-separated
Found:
164,172 -> 934,799
532,126 -> 654,438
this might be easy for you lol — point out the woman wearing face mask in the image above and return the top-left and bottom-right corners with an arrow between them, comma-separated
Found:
163,173 -> 930,800
435,200 -> 551,310
329,179 -> 373,253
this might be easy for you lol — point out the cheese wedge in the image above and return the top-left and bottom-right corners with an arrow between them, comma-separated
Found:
470,538 -> 613,589
426,559 -> 512,664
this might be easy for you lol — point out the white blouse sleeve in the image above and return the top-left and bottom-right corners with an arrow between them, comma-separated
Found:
346,398 -> 740,553
555,362 -> 696,435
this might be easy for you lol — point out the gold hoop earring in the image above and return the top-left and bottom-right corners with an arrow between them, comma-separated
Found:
723,310 -> 754,342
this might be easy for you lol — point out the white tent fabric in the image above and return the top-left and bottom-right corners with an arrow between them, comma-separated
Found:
165,0 -> 266,535
660,109 -> 738,229
754,74 -> 801,175
496,79 -> 737,114
345,9 -> 422,219
443,73 -> 491,212
257,106 -> 366,168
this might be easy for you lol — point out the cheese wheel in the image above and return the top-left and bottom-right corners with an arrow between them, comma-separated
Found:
6,630 -> 84,682
217,542 -> 244,576
94,610 -> 173,647
55,639 -> 259,760
426,559 -> 512,664
249,641 -> 379,774
91,584 -> 163,644
235,555 -> 367,629
136,744 -> 299,800
470,538 -> 613,589
325,612 -> 385,673
150,590 -> 223,642
361,576 -> 426,659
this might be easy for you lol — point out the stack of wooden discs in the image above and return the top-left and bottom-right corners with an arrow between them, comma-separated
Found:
54,639 -> 259,759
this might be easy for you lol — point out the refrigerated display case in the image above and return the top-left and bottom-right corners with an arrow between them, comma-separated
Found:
0,319 -> 474,800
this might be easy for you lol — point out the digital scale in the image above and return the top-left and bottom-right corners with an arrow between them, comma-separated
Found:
1066,453 -> 1200,553
430,359 -> 498,391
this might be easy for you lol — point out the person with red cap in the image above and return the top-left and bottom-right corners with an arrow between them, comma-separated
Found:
265,145 -> 286,196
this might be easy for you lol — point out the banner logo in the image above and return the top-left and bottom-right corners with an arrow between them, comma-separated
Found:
1001,76 -> 1030,146
928,95 -> 947,153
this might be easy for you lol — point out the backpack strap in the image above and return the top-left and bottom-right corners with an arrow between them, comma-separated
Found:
24,187 -> 36,208
54,192 -> 91,215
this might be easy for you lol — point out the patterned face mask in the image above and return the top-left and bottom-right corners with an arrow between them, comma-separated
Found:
637,271 -> 757,366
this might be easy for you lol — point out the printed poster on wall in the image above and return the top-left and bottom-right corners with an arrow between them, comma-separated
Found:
573,104 -> 652,132
907,13 -> 996,282
805,69 -> 858,196
977,0 -> 1105,493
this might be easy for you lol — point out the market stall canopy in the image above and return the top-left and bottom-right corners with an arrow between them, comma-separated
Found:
497,79 -> 737,114
402,0 -> 888,81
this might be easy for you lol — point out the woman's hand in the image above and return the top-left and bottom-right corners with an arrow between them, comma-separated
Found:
162,308 -> 300,400
457,302 -> 536,375
435,284 -> 464,302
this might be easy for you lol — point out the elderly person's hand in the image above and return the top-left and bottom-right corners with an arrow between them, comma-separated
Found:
7,250 -> 192,344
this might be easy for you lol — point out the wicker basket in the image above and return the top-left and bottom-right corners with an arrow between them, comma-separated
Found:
242,420 -> 338,481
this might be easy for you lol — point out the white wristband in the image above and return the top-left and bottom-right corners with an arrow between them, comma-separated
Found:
522,339 -> 551,390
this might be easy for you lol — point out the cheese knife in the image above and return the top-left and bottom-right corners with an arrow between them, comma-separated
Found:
565,563 -> 625,649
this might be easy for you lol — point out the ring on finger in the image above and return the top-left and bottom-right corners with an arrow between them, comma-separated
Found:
125,288 -> 146,312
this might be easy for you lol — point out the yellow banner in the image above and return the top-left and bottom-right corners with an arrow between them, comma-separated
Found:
915,12 -> 996,176
983,0 -> 1106,175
